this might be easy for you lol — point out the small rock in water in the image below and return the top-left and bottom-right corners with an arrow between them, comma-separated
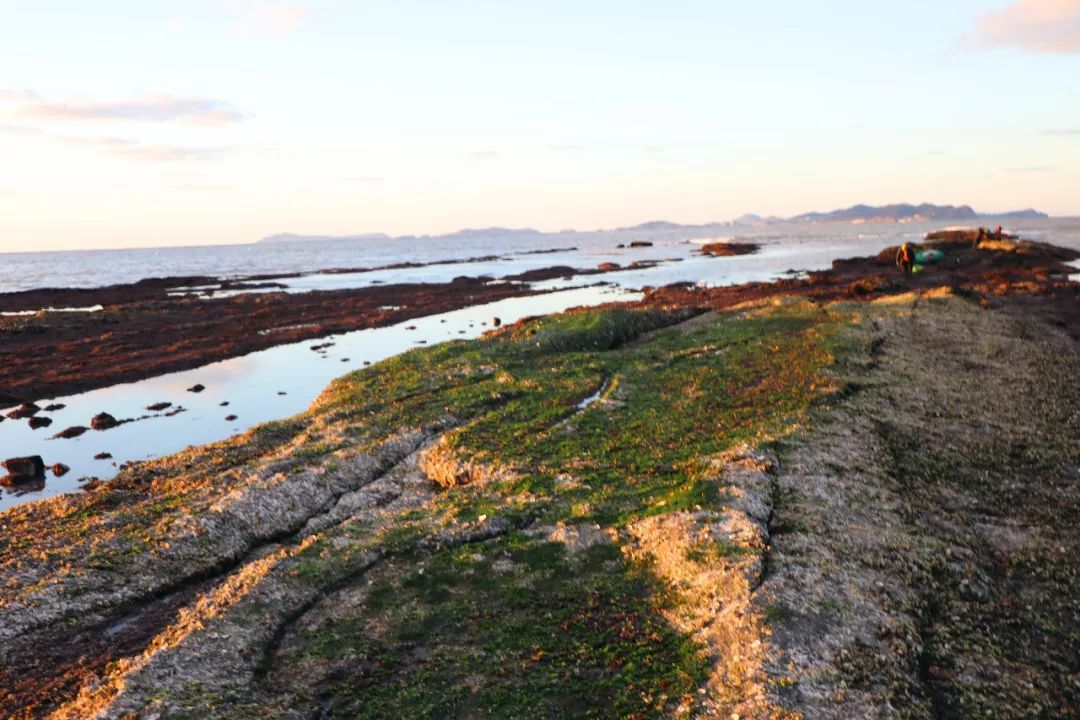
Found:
187,384 -> 206,393
493,317 -> 502,327
225,414 -> 238,421
6,403 -> 40,420
220,401 -> 230,407
94,452 -> 112,460
2,456 -> 46,484
362,361 -> 371,366
598,262 -> 620,271
51,463 -> 70,477
405,325 -> 417,330
44,403 -> 66,412
90,412 -> 119,430
629,241 -> 653,248
341,357 -> 350,362
54,425 -> 88,439
277,391 -> 287,395
29,416 -> 54,430
146,402 -> 172,411
163,407 -> 185,417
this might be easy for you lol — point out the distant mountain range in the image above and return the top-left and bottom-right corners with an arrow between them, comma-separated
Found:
784,203 -> 1047,224
260,204 -> 1049,243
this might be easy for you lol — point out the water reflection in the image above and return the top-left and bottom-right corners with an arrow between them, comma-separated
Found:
0,286 -> 637,510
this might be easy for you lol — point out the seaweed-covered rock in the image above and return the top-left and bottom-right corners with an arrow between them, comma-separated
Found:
53,425 -> 88,439
6,403 -> 40,420
90,412 -> 119,430
1,455 -> 45,484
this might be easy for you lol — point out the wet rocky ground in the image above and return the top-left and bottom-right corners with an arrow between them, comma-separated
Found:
0,237 -> 1076,718
0,274 -> 548,405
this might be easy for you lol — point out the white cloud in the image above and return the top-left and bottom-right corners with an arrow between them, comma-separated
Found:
0,90 -> 244,126
220,2 -> 314,37
965,0 -> 1080,53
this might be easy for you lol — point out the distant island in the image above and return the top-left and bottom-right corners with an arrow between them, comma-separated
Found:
260,204 -> 1049,243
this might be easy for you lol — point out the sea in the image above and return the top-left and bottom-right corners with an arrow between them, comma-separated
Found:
2,218 -> 1078,509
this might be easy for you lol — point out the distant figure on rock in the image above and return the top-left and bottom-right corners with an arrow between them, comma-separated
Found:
896,243 -> 914,274
995,225 -> 1003,240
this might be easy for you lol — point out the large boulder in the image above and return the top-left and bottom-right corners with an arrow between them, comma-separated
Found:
90,412 -> 119,430
2,456 -> 46,485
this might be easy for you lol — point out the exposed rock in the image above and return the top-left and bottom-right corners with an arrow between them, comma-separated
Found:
220,401 -> 230,407
28,416 -> 53,430
420,436 -> 515,488
492,317 -> 502,327
1,455 -> 46,483
6,403 -> 40,420
53,425 -> 88,439
597,262 -> 621,271
146,402 -> 172,412
51,463 -> 70,477
187,384 -> 205,393
225,415 -> 238,422
94,452 -> 113,460
628,241 -> 653,248
43,404 -> 66,412
699,241 -> 760,257
90,412 -> 119,431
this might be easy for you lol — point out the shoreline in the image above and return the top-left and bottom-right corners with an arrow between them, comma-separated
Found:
0,260 -> 675,407
0,236 -> 1076,717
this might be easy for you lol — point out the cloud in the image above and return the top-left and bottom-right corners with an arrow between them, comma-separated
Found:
0,123 -> 227,163
1042,128 -> 1080,135
0,90 -> 244,126
1003,165 -> 1053,172
221,2 -> 313,37
965,0 -> 1080,53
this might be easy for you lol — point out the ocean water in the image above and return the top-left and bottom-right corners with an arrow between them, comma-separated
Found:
4,218 -> 1078,295
2,218 -> 1078,509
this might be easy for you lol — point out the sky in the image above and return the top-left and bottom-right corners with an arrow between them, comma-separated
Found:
1,0 -> 1079,251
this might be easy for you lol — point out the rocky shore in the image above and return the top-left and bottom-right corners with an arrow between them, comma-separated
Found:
0,271 -> 554,406
0,237 -> 1076,718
